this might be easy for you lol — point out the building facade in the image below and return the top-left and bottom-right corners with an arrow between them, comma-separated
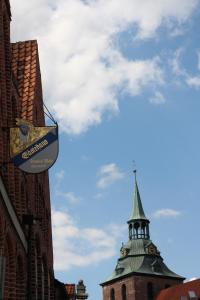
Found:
0,0 -> 54,299
101,172 -> 184,300
65,280 -> 88,300
155,278 -> 200,300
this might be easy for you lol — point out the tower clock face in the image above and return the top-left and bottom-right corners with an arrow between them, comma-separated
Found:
120,247 -> 127,257
148,244 -> 156,254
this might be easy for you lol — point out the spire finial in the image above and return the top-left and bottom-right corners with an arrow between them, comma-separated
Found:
133,169 -> 137,182
132,160 -> 137,181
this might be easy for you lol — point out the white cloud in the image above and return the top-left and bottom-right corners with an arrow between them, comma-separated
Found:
149,91 -> 165,104
152,208 -> 181,219
186,76 -> 200,88
52,209 -> 126,270
55,170 -> 65,185
10,0 -> 198,134
169,48 -> 200,90
55,170 -> 65,179
57,191 -> 81,204
54,170 -> 81,204
169,27 -> 185,37
97,163 -> 125,189
170,48 -> 187,76
170,49 -> 200,89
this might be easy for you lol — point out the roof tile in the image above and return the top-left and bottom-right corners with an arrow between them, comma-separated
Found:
11,40 -> 39,121
155,279 -> 200,300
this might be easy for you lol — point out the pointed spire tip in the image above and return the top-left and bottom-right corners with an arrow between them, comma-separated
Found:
133,169 -> 137,183
128,171 -> 148,222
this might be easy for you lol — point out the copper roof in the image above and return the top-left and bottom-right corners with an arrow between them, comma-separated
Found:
11,40 -> 39,121
155,279 -> 200,300
101,177 -> 184,286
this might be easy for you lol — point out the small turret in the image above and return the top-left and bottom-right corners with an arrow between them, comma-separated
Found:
76,280 -> 88,300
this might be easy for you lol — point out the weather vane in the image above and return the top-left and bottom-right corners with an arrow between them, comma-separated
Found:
132,160 -> 137,173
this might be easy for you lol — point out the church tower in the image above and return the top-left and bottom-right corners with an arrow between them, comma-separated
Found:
101,171 -> 184,300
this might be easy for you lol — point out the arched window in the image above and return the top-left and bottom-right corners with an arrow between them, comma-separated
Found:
129,224 -> 133,239
147,282 -> 154,300
110,288 -> 115,300
141,221 -> 146,238
121,284 -> 127,300
134,222 -> 140,238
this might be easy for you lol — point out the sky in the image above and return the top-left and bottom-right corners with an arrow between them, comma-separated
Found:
10,0 -> 200,299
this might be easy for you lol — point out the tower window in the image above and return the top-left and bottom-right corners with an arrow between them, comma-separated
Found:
121,284 -> 127,300
110,288 -> 115,300
134,222 -> 139,238
129,224 -> 133,239
147,282 -> 154,300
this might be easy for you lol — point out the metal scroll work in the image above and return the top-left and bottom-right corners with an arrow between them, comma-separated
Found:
10,119 -> 59,173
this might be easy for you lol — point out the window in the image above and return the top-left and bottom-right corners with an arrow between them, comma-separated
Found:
129,224 -> 133,239
121,284 -> 127,300
134,222 -> 139,238
188,290 -> 197,299
110,288 -> 115,300
147,282 -> 154,300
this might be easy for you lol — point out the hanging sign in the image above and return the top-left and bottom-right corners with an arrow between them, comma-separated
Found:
10,119 -> 59,173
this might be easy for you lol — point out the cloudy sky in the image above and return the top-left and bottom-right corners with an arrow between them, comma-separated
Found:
11,0 -> 200,299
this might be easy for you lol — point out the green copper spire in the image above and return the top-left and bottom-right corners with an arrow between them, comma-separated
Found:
128,171 -> 148,222
101,170 -> 185,286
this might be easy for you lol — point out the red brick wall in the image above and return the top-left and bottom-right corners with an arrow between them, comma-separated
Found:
0,0 -> 55,299
0,195 -> 27,300
102,274 -> 183,300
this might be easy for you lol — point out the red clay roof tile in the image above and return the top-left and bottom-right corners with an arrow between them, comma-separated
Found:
155,279 -> 200,300
11,40 -> 39,122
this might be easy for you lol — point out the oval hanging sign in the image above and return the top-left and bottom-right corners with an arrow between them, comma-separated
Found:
10,119 -> 59,173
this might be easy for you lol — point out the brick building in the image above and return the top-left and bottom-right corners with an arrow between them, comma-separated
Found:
101,172 -> 184,300
155,278 -> 200,300
65,280 -> 88,300
0,0 -> 55,298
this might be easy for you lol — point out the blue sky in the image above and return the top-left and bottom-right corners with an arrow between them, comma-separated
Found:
11,0 -> 200,299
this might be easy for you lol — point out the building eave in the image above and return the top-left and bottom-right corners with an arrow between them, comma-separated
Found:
100,271 -> 185,287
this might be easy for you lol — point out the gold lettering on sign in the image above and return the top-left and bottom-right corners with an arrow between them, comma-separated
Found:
22,140 -> 48,159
